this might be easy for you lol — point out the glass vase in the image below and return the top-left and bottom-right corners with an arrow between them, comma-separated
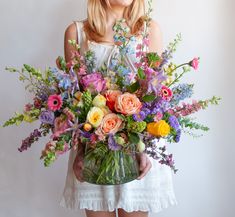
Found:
82,143 -> 139,185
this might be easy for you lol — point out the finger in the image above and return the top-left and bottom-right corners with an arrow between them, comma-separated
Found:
137,159 -> 152,180
73,159 -> 84,182
77,160 -> 84,170
139,154 -> 147,171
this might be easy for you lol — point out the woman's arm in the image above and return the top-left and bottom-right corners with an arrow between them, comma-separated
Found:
64,23 -> 78,63
148,20 -> 163,55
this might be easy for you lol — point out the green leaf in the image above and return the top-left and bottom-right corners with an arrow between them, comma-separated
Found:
137,68 -> 146,79
57,56 -> 67,71
142,94 -> 156,102
128,132 -> 140,144
126,81 -> 140,93
147,52 -> 160,63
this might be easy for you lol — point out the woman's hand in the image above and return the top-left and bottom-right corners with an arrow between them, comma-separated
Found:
136,153 -> 152,180
72,149 -> 84,182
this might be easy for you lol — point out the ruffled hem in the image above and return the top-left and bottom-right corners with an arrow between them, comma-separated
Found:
58,191 -> 177,213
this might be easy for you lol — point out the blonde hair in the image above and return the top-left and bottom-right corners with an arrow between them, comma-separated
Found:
84,0 -> 146,42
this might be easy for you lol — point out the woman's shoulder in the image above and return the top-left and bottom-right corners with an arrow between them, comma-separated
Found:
147,19 -> 163,54
64,19 -> 86,35
64,19 -> 87,45
148,19 -> 162,37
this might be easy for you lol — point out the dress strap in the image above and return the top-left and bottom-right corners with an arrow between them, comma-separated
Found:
73,20 -> 87,53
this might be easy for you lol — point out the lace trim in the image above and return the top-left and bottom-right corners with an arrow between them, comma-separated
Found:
59,190 -> 177,213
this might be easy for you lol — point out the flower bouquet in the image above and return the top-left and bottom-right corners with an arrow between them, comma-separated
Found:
3,14 -> 220,185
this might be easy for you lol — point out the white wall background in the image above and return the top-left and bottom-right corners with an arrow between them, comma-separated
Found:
0,0 -> 234,217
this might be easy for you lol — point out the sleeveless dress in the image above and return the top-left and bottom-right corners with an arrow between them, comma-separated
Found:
59,21 -> 177,213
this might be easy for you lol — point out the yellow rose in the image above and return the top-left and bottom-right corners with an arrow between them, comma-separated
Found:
87,107 -> 104,128
92,94 -> 106,108
147,120 -> 170,137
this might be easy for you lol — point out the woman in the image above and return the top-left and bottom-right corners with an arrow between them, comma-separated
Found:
59,1 -> 177,217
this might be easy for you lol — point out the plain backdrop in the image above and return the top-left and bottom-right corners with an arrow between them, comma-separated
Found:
0,0 -> 234,217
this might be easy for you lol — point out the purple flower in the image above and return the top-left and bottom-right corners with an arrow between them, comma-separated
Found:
133,111 -> 146,122
80,72 -> 106,93
32,129 -> 41,137
108,134 -> 122,151
18,129 -> 42,152
145,68 -> 166,95
39,111 -> 55,125
169,115 -> 180,130
175,129 -> 181,143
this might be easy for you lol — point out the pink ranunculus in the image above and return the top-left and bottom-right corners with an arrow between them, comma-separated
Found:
80,72 -> 106,93
189,57 -> 199,70
160,86 -> 173,101
47,94 -> 63,111
115,93 -> 142,115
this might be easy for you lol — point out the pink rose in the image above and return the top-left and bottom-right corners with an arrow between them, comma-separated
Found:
96,113 -> 123,136
115,93 -> 142,115
80,72 -> 106,93
189,57 -> 199,70
105,90 -> 122,111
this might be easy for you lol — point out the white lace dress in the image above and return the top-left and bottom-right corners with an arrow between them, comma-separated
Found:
59,21 -> 177,213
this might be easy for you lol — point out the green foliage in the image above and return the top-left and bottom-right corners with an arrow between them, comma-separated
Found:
128,132 -> 140,144
57,56 -> 67,71
126,116 -> 147,133
142,94 -> 156,102
147,52 -> 161,66
166,33 -> 182,59
126,81 -> 140,93
199,96 -> 221,109
82,91 -> 93,112
179,117 -> 210,131
2,112 -> 24,127
68,39 -> 80,51
137,68 -> 145,79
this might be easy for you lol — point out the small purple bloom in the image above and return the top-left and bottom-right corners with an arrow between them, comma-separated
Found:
175,129 -> 181,143
32,129 -> 41,137
108,134 -> 122,151
39,111 -> 55,125
133,111 -> 146,122
169,115 -> 180,130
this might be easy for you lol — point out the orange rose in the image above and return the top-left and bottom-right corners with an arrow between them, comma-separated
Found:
115,93 -> 142,115
97,113 -> 123,135
105,90 -> 122,111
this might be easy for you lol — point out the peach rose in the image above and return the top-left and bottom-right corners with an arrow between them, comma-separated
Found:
97,113 -> 123,135
115,93 -> 142,115
105,90 -> 122,111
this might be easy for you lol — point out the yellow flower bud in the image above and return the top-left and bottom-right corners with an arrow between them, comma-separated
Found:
84,123 -> 92,131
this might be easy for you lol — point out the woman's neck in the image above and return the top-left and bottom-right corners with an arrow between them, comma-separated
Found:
106,6 -> 125,28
